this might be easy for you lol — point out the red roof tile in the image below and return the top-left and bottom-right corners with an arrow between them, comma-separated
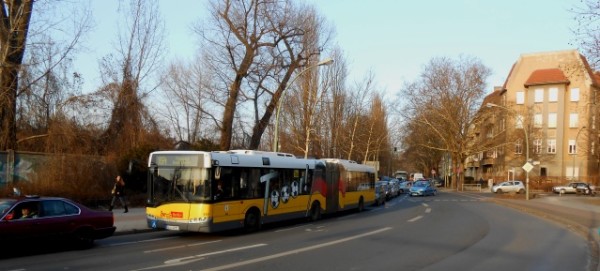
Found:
524,68 -> 569,87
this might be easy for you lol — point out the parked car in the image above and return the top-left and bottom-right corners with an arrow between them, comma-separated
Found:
0,195 -> 116,248
492,181 -> 525,194
387,178 -> 400,198
551,182 -> 594,194
377,180 -> 393,200
409,180 -> 437,197
398,181 -> 412,194
374,182 -> 387,206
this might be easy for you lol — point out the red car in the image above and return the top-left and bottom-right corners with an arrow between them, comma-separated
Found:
0,195 -> 116,248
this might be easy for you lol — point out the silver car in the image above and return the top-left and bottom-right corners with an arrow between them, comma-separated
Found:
552,182 -> 595,194
492,181 -> 525,194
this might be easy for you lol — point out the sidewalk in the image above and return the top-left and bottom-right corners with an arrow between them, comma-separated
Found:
111,207 -> 150,235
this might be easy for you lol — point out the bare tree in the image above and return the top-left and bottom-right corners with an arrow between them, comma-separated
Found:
0,0 -> 34,150
159,59 -> 219,144
399,56 -> 491,188
319,47 -> 348,158
0,1 -> 93,151
342,72 -> 376,161
197,0 -> 329,151
572,0 -> 600,68
97,0 -> 165,153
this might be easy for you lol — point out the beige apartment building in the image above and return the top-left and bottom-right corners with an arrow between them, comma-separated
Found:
466,50 -> 600,185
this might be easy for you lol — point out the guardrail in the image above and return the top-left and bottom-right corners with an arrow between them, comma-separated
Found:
462,184 -> 482,192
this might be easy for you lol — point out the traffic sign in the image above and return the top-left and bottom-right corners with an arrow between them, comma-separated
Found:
522,162 -> 534,172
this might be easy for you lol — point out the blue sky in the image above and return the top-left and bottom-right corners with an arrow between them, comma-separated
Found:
77,0 -> 577,95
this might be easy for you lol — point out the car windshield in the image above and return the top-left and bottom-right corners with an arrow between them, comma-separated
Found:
0,199 -> 16,215
414,181 -> 428,187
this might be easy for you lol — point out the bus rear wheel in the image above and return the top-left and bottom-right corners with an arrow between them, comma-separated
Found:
244,209 -> 261,232
310,202 -> 321,221
357,197 -> 365,212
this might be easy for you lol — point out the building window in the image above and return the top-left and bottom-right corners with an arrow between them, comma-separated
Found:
534,113 -> 543,128
533,138 -> 542,154
570,113 -> 578,128
535,88 -> 544,103
548,113 -> 557,128
569,139 -> 576,154
516,91 -> 525,104
515,115 -> 524,129
549,87 -> 558,102
571,88 -> 580,102
547,139 -> 556,153
592,141 -> 596,155
593,115 -> 596,130
515,139 -> 523,154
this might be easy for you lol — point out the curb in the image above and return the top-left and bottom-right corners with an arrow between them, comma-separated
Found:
113,228 -> 156,236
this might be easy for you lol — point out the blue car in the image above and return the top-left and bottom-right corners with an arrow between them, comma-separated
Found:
409,180 -> 437,197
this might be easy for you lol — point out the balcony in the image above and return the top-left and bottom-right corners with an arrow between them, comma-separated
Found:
481,157 -> 495,166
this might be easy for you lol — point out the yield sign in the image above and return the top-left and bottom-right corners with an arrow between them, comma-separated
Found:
522,162 -> 534,173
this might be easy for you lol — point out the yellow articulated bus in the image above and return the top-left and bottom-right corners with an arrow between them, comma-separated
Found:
145,150 -> 376,233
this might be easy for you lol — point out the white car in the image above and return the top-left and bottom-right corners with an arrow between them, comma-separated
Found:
552,182 -> 595,194
492,181 -> 525,194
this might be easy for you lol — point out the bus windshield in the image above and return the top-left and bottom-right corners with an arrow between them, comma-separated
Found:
149,166 -> 211,204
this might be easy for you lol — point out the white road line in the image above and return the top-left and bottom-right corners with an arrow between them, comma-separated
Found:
132,244 -> 267,271
408,215 -> 423,222
144,240 -> 222,253
421,203 -> 429,207
200,227 -> 392,271
275,224 -> 312,232
425,208 -> 431,213
109,236 -> 178,247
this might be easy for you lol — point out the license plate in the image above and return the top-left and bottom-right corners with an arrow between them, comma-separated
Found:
166,225 -> 180,231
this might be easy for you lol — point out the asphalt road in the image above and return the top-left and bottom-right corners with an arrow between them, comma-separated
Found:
0,191 -> 593,271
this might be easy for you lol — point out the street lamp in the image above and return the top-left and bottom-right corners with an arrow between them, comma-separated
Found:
273,58 -> 334,152
572,125 -> 587,179
486,102 -> 531,200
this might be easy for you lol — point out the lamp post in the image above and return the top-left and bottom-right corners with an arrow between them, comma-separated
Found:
486,102 -> 530,200
273,58 -> 334,152
572,125 -> 587,179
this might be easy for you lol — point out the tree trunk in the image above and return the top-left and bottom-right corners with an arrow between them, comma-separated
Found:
0,0 -> 34,150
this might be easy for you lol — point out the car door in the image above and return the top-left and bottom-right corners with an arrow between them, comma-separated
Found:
36,199 -> 74,238
1,201 -> 45,240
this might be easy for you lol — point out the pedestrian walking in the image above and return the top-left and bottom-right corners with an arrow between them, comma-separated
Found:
109,175 -> 128,213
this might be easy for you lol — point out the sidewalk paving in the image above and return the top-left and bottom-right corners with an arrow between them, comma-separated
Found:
112,207 -> 149,235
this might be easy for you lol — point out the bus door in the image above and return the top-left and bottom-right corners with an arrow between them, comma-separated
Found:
325,162 -> 340,213
260,171 -> 278,216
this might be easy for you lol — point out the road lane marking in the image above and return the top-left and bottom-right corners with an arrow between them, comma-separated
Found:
425,208 -> 431,213
109,236 -> 179,247
144,240 -> 222,253
275,224 -> 312,232
200,227 -> 392,271
408,215 -> 423,222
133,244 -> 268,270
